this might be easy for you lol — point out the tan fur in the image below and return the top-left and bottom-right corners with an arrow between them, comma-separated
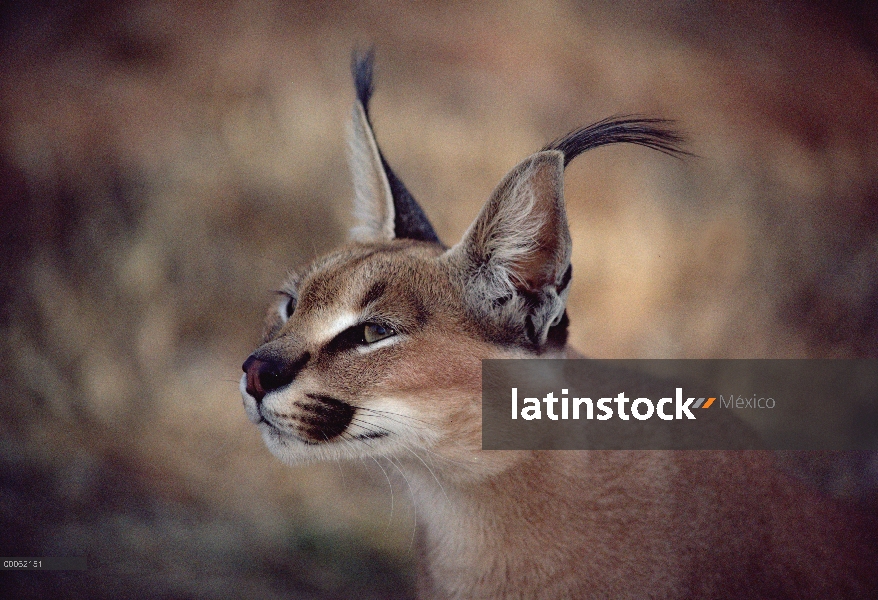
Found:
241,61 -> 878,598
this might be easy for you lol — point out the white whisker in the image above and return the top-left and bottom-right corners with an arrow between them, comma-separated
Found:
370,455 -> 395,534
386,455 -> 418,554
402,444 -> 449,505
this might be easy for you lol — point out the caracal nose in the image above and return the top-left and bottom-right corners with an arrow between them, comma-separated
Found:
242,356 -> 291,403
242,351 -> 310,403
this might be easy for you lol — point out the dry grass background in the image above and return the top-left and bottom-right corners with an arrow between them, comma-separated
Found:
1,0 -> 877,597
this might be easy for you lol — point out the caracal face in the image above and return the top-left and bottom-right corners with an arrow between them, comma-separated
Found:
240,240 -> 491,467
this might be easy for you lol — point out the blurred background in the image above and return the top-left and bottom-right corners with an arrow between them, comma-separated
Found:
1,0 -> 877,597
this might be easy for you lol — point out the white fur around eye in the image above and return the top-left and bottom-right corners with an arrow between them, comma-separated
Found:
356,334 -> 403,354
319,312 -> 361,343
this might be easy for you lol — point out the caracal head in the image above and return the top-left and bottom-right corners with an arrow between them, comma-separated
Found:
240,51 -> 683,473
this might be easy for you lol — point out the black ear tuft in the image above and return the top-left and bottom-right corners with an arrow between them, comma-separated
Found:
544,116 -> 689,167
350,49 -> 442,245
351,48 -> 375,117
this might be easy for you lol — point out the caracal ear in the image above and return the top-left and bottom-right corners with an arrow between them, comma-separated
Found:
347,51 -> 441,244
348,86 -> 394,241
445,150 -> 572,350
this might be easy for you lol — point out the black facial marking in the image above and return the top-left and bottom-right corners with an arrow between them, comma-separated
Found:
325,324 -> 369,353
360,280 -> 388,309
323,321 -> 398,355
299,394 -> 355,441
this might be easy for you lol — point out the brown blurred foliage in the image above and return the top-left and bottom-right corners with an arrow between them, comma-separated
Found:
1,0 -> 877,597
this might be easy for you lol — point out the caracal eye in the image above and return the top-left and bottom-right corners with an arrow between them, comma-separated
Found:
280,295 -> 296,321
363,323 -> 395,344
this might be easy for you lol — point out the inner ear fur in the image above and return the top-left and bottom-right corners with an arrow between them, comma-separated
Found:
446,150 -> 572,349
348,99 -> 396,242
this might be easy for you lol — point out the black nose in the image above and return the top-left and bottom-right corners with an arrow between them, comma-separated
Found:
242,352 -> 309,402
